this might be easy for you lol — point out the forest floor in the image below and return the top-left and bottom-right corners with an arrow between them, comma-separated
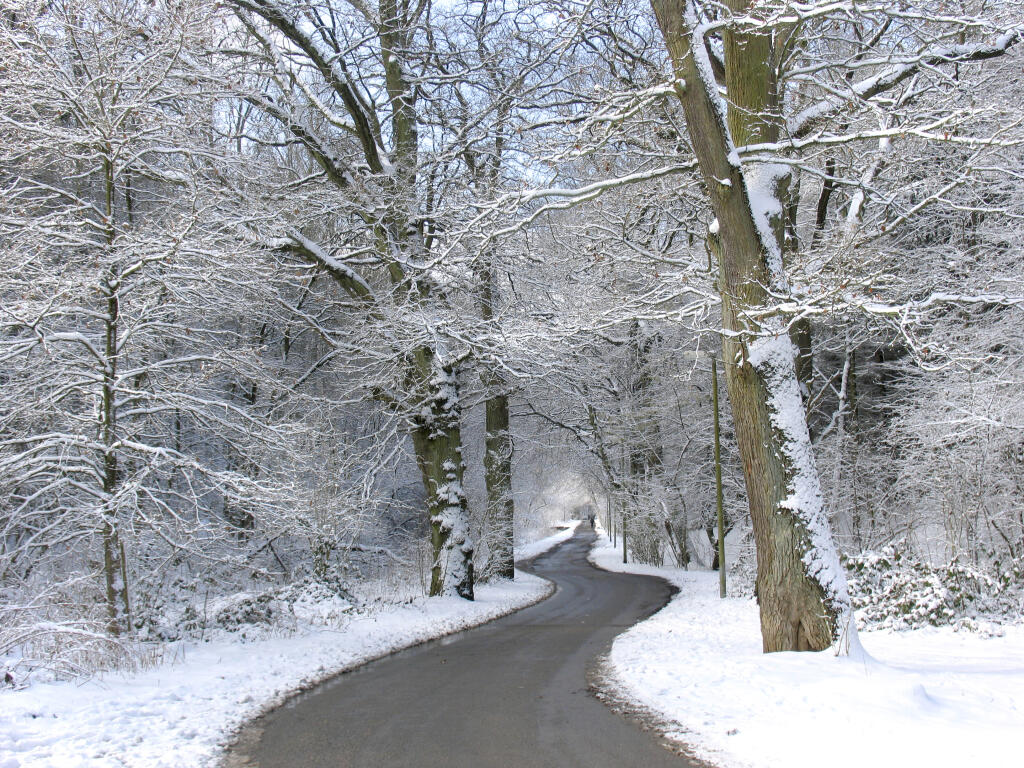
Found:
590,529 -> 1024,768
0,523 -> 579,768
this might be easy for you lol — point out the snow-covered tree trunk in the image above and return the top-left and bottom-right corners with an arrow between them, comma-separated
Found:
410,352 -> 474,599
231,0 -> 478,598
652,0 -> 850,651
99,282 -> 130,636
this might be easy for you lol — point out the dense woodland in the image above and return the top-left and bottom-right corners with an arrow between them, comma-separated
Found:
2,0 -> 1023,679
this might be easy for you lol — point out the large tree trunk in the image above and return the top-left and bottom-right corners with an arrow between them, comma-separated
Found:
410,350 -> 474,599
652,0 -> 850,651
478,249 -> 515,581
484,392 -> 515,579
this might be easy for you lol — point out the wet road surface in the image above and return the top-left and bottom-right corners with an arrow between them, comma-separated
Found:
227,528 -> 694,768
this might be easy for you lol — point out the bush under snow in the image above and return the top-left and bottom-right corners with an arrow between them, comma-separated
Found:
844,540 -> 1023,632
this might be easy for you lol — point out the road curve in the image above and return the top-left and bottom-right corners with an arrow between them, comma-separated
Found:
227,528 -> 694,768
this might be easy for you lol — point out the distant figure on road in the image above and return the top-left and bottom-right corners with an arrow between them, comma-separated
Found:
588,513 -> 595,529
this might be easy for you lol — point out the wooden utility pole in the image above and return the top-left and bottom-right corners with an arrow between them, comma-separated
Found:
712,356 -> 726,598
622,514 -> 628,563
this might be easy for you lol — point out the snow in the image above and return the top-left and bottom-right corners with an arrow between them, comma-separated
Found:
0,526 -> 577,768
787,31 -> 1024,138
746,332 -> 851,624
285,228 -> 373,298
515,519 -> 582,562
741,162 -> 789,287
682,2 -> 791,290
589,533 -> 1024,768
686,2 -> 730,139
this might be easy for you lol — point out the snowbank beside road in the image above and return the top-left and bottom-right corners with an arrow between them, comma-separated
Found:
0,525 -> 576,768
589,532 -> 1024,768
515,519 -> 582,562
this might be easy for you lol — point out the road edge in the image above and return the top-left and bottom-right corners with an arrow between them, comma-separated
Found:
220,525 -> 581,767
585,531 -> 725,768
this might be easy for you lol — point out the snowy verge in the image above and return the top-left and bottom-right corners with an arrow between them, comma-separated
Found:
515,518 -> 582,562
0,525 -> 579,768
588,531 -> 1024,768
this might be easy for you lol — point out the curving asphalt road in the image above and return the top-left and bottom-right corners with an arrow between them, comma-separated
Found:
227,528 -> 694,768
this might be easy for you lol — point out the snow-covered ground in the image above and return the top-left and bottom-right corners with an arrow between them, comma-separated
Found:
514,519 -> 581,561
589,531 -> 1024,768
0,524 -> 579,768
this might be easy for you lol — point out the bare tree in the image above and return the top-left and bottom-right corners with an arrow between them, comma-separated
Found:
0,0 -> 297,653
649,0 -> 1020,650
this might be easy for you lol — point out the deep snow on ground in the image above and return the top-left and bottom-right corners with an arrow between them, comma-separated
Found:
0,524 -> 578,768
589,531 -> 1024,768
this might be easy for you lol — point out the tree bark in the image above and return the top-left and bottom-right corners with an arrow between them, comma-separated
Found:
652,0 -> 849,651
410,350 -> 474,599
484,393 -> 515,579
100,154 -> 130,637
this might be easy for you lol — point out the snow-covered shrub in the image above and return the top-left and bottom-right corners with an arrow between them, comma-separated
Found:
210,592 -> 281,630
177,581 -> 356,642
0,578 -> 145,683
280,581 -> 354,626
845,541 -> 1022,631
0,620 -> 141,684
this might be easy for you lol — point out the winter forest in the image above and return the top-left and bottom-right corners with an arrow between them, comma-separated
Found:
3,0 -> 1024,722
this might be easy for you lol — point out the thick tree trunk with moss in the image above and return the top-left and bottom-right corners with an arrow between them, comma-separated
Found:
410,351 -> 474,599
652,0 -> 849,651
